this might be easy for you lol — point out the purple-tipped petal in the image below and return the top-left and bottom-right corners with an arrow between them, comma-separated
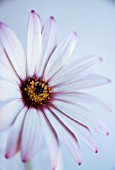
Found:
5,107 -> 27,158
69,74 -> 111,90
0,22 -> 26,79
51,105 -> 98,153
37,16 -> 57,77
27,10 -> 42,77
0,100 -> 23,131
40,110 -> 59,170
45,108 -> 82,165
44,32 -> 77,81
21,109 -> 41,162
53,100 -> 109,135
54,92 -> 112,112
53,74 -> 111,92
49,56 -> 102,86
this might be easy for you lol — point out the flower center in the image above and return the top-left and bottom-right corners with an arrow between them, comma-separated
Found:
20,77 -> 52,108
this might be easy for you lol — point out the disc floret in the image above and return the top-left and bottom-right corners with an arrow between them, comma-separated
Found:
20,77 -> 52,108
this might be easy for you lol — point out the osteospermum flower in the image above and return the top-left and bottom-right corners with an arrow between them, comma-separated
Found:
0,10 -> 111,169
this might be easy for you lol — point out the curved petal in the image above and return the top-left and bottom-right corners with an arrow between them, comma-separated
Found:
21,109 -> 41,162
38,16 -> 57,77
45,108 -> 82,165
0,79 -> 21,101
40,110 -> 59,170
44,32 -> 77,81
0,22 -> 26,79
49,56 -> 102,86
50,106 -> 98,153
27,10 -> 42,77
0,48 -> 20,84
56,149 -> 63,170
0,46 -> 10,67
54,92 -> 112,112
53,74 -> 110,92
0,100 -> 24,131
0,63 -> 19,85
53,100 -> 109,135
5,107 -> 27,158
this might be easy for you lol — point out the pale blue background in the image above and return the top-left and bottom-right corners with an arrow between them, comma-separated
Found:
0,0 -> 115,170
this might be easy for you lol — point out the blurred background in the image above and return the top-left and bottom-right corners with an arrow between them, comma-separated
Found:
0,0 -> 115,170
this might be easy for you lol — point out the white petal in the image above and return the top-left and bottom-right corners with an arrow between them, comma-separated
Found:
0,48 -> 20,84
27,10 -> 42,77
49,56 -> 102,86
5,107 -> 27,158
54,92 -> 112,112
53,74 -> 110,92
0,46 -> 10,67
75,124 -> 98,153
53,100 -> 109,135
44,32 -> 77,81
0,100 -> 24,131
38,16 -> 57,77
0,63 -> 20,85
0,79 -> 21,101
56,149 -> 63,170
21,109 -> 41,162
40,110 -> 59,170
50,106 -> 98,153
0,22 -> 26,79
45,108 -> 82,165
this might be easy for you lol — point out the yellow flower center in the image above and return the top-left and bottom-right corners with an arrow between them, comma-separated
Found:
21,77 -> 52,108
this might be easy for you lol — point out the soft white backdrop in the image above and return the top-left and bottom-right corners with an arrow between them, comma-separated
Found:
0,0 -> 115,170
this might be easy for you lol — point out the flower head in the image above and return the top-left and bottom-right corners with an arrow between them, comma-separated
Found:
0,10 -> 111,169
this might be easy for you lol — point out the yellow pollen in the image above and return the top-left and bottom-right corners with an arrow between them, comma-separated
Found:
49,90 -> 53,93
22,78 -> 52,107
42,84 -> 45,88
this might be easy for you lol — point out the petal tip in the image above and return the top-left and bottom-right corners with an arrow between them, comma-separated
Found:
30,10 -> 41,23
106,131 -> 109,136
0,22 -> 9,33
95,148 -> 98,153
52,168 -> 56,170
22,159 -> 28,163
0,22 -> 6,29
30,10 -> 38,17
50,16 -> 55,20
78,161 -> 82,166
21,153 -> 30,163
99,57 -> 103,62
5,154 -> 10,159
31,10 -> 35,13
73,31 -> 77,37
108,79 -> 111,83
49,16 -> 56,23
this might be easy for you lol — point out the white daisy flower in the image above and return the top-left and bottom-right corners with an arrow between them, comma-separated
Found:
0,10 -> 111,169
